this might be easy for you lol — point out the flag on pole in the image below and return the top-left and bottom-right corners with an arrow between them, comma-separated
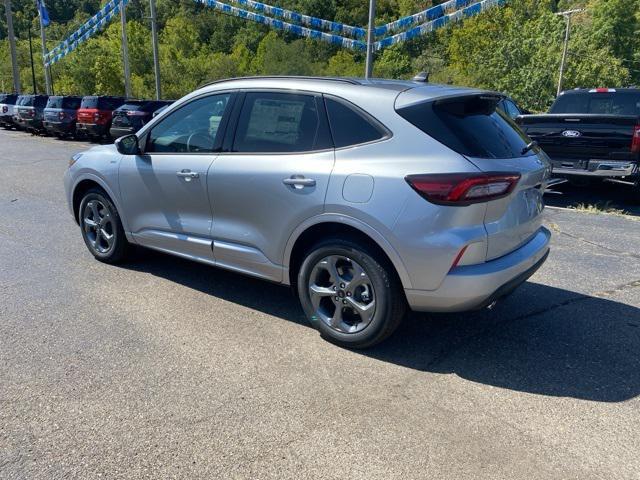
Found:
36,0 -> 51,27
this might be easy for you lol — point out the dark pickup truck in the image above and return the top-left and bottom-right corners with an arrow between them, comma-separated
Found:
516,88 -> 640,192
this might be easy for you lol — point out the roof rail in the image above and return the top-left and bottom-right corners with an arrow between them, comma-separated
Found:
198,75 -> 362,89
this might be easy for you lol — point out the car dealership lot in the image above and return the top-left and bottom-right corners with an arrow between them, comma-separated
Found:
1,129 -> 639,479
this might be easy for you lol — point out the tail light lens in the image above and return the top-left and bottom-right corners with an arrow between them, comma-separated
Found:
58,111 -> 67,120
2,106 -> 7,113
632,125 -> 640,154
405,172 -> 521,206
93,112 -> 102,121
28,109 -> 35,117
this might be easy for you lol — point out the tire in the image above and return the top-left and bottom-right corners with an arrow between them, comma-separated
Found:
297,237 -> 406,349
78,188 -> 130,264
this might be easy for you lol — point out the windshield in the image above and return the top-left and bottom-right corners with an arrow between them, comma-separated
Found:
550,92 -> 640,115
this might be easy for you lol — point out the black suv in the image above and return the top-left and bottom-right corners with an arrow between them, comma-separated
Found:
15,94 -> 49,133
110,100 -> 173,138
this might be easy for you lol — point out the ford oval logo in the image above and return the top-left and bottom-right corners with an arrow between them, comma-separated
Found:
562,130 -> 582,137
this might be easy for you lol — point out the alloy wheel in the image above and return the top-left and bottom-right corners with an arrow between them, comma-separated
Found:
82,199 -> 115,254
308,255 -> 376,334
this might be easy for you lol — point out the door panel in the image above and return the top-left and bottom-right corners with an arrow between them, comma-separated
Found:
118,92 -> 234,262
208,90 -> 335,282
119,154 -> 216,261
208,151 -> 334,281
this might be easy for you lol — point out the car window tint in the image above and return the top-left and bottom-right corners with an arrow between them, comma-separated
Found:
233,92 -> 320,153
398,96 -> 533,159
47,96 -> 63,109
147,93 -> 230,153
503,100 -> 521,119
550,92 -> 640,115
325,97 -> 386,148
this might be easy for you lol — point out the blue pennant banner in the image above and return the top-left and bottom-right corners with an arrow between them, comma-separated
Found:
196,0 -> 367,50
375,0 -> 505,49
45,0 -> 125,65
46,0 -> 127,66
224,0 -> 367,39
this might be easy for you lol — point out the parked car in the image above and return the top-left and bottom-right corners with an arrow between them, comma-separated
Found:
109,100 -> 173,138
15,94 -> 49,133
64,76 -> 551,348
76,95 -> 125,140
0,93 -> 18,128
517,88 -> 640,194
497,96 -> 528,120
43,95 -> 82,137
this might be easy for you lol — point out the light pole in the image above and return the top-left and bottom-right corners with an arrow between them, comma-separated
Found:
3,0 -> 20,93
120,0 -> 131,98
556,9 -> 584,97
365,0 -> 376,79
38,8 -> 52,94
149,0 -> 161,100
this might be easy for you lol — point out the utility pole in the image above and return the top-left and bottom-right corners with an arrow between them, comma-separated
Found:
120,0 -> 132,98
556,9 -> 584,97
38,11 -> 52,94
365,0 -> 376,79
28,27 -> 37,94
149,0 -> 161,99
3,0 -> 21,93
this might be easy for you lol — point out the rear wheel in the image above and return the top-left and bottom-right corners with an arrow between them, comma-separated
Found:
297,238 -> 406,348
79,188 -> 130,264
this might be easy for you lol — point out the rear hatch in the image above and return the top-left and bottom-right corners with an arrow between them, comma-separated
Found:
111,101 -> 146,129
45,96 -> 80,122
17,96 -> 35,120
397,91 -> 549,261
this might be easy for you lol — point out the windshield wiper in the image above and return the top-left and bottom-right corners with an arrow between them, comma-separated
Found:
521,140 -> 538,155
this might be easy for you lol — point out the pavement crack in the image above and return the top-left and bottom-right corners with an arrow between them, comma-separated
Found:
557,230 -> 640,259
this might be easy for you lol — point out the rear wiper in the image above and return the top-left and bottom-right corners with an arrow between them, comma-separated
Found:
521,140 -> 538,155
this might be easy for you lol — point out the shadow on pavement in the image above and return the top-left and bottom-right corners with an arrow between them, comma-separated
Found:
124,248 -> 640,403
545,181 -> 640,216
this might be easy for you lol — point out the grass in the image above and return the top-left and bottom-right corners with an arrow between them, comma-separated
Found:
570,201 -> 636,219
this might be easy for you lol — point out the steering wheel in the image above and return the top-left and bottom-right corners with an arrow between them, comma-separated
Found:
186,132 -> 213,152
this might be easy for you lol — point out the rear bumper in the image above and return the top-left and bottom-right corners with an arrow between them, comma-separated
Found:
43,121 -> 75,134
77,123 -> 108,137
21,118 -> 43,130
0,115 -> 15,126
551,159 -> 639,178
405,226 -> 551,312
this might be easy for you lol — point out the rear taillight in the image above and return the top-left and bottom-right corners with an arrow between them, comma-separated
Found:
58,111 -> 67,120
632,125 -> 640,154
93,112 -> 101,121
28,109 -> 35,117
405,172 -> 521,206
1,106 -> 7,113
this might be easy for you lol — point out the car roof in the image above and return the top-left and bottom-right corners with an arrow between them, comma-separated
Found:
196,76 -> 491,106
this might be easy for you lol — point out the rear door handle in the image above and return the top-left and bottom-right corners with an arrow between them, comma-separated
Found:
176,169 -> 199,181
283,176 -> 316,189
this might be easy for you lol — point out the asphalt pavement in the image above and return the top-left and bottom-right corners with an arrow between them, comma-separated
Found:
1,128 -> 640,479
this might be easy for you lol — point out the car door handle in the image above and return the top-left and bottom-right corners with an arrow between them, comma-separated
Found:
176,169 -> 199,181
283,176 -> 316,188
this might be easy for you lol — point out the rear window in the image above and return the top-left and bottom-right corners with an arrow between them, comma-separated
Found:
20,96 -> 35,107
550,91 -> 640,115
397,95 -> 533,159
81,96 -> 98,109
47,96 -> 64,108
0,94 -> 17,104
118,102 -> 145,111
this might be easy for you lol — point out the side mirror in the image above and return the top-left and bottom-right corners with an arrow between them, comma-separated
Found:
115,134 -> 140,155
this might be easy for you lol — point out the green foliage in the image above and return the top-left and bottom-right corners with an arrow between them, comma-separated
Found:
0,0 -> 638,112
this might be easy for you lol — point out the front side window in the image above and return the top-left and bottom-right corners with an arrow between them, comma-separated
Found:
233,92 -> 322,153
146,93 -> 231,153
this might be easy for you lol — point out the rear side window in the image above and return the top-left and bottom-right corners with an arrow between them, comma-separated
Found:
21,96 -> 35,107
397,96 -> 533,159
325,97 -> 387,148
233,92 -> 328,153
550,92 -> 640,115
0,94 -> 17,104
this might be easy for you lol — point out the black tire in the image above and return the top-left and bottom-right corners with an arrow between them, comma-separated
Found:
78,188 -> 130,264
297,237 -> 406,349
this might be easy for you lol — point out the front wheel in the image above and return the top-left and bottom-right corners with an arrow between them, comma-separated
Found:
78,188 -> 130,264
297,238 -> 406,349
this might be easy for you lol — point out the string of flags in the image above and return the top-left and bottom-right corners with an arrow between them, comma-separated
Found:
44,0 -> 506,66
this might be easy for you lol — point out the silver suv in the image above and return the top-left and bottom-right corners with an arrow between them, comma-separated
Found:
64,77 -> 551,348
